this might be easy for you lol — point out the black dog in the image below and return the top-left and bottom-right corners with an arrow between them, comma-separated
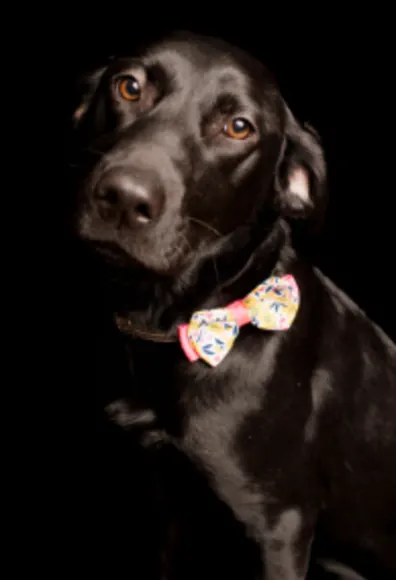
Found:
70,32 -> 396,579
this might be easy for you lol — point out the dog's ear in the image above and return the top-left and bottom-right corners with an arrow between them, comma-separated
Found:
275,105 -> 327,228
71,65 -> 107,128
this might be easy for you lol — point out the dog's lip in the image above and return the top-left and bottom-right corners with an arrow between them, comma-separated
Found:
85,239 -> 181,273
87,240 -> 132,264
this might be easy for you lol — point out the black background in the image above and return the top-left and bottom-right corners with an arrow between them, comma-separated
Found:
49,8 -> 395,578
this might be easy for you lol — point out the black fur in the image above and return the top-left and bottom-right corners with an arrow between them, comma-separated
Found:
70,32 -> 396,579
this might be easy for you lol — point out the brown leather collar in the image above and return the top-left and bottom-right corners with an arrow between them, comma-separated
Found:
114,314 -> 178,343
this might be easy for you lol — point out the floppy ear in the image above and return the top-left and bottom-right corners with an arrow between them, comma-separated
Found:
71,65 -> 107,128
275,105 -> 327,228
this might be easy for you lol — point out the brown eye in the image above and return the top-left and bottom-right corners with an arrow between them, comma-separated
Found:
117,75 -> 141,101
223,117 -> 254,140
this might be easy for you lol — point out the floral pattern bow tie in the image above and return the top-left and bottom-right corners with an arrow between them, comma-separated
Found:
178,275 -> 300,367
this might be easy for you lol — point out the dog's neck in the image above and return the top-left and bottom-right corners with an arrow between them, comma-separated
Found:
103,218 -> 297,340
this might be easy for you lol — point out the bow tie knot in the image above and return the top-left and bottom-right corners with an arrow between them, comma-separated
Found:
178,275 -> 300,367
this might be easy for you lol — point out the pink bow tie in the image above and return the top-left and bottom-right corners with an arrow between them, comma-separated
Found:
178,274 -> 300,367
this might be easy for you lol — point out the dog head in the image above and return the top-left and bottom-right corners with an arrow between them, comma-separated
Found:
71,32 -> 326,276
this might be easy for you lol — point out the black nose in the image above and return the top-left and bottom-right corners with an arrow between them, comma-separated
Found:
94,168 -> 164,226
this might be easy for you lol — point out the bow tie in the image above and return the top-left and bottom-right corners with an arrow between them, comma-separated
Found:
178,274 -> 300,367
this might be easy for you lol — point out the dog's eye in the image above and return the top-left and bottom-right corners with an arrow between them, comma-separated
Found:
117,75 -> 141,101
223,118 -> 254,140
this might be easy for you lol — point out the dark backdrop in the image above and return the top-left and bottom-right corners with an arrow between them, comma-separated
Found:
53,9 -> 395,578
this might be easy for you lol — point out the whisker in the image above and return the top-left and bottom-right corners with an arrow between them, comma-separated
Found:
187,217 -> 222,237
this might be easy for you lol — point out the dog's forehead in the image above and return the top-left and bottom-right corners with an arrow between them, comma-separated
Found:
138,35 -> 275,94
142,37 -> 240,68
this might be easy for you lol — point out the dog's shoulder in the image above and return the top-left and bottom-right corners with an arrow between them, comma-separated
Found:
309,266 -> 396,442
313,266 -> 396,361
310,268 -> 396,518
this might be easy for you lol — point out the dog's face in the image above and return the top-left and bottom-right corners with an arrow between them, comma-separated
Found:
72,32 -> 326,275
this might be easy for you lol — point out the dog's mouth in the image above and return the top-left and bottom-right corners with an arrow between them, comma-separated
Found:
80,223 -> 196,276
89,240 -> 133,265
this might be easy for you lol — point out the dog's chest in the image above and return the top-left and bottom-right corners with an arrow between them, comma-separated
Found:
128,329 -> 290,437
130,339 -> 228,414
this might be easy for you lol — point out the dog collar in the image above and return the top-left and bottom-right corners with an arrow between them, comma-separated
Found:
115,274 -> 300,368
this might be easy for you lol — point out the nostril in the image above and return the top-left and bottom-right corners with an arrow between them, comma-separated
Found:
96,187 -> 118,206
134,202 -> 152,222
94,185 -> 121,221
